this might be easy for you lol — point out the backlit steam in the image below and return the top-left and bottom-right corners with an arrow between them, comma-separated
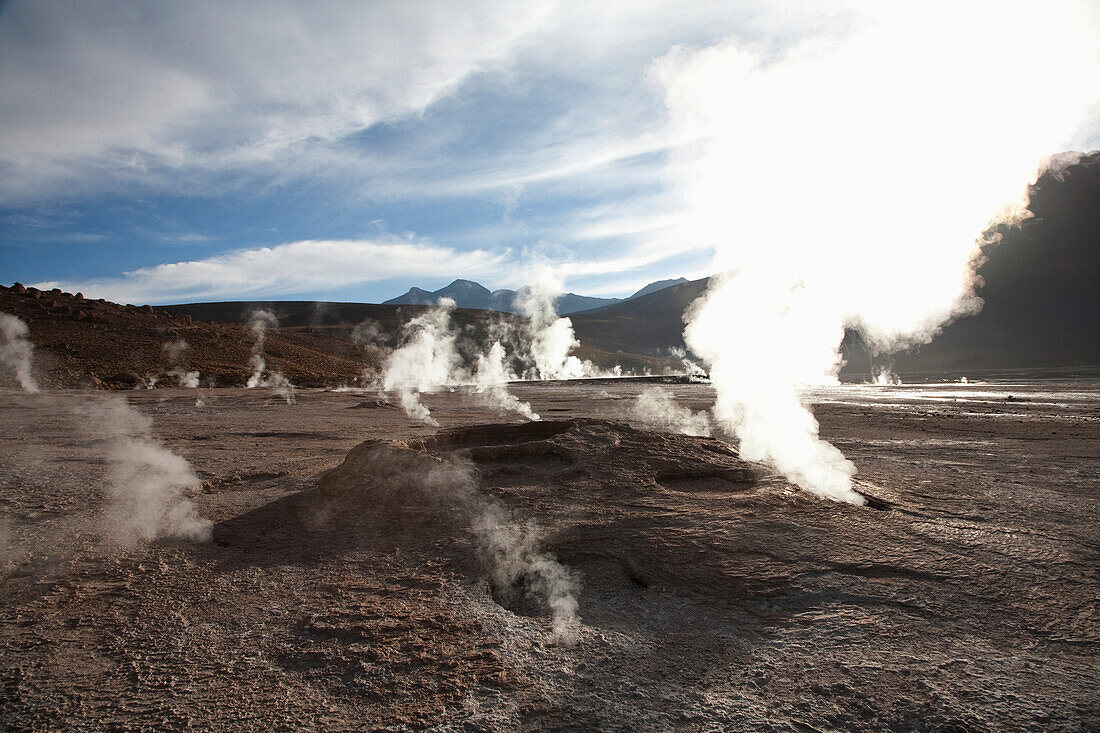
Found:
632,387 -> 710,437
91,397 -> 212,547
382,299 -> 463,425
473,341 -> 540,420
0,313 -> 39,393
515,270 -> 588,380
655,2 -> 1097,502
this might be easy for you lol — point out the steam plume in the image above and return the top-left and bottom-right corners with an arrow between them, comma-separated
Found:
514,269 -> 589,380
655,2 -> 1098,503
167,368 -> 201,388
91,397 -> 211,547
324,442 -> 579,643
473,341 -> 540,420
382,299 -> 464,425
473,502 -> 578,644
245,309 -> 278,388
632,386 -> 710,436
0,313 -> 39,392
669,347 -> 708,380
163,339 -> 200,388
245,309 -> 294,403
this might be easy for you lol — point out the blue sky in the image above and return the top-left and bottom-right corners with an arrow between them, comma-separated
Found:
1,2 -> 1095,306
0,1 -> 750,304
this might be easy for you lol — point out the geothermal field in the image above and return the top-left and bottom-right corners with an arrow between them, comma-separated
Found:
1,380 -> 1096,730
3,3 -> 1098,731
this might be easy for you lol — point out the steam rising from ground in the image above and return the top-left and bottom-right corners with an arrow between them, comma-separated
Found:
324,442 -> 578,643
473,502 -> 577,643
245,309 -> 295,403
656,2 -> 1098,503
378,273 -> 626,423
473,341 -> 540,420
382,299 -> 539,424
0,313 -> 39,393
632,387 -> 710,436
382,299 -> 462,425
89,397 -> 211,547
515,270 -> 589,381
163,339 -> 200,388
246,309 -> 277,387
668,347 -> 708,381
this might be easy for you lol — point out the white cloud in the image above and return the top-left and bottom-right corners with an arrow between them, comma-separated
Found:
0,1 -> 552,200
35,238 -> 513,304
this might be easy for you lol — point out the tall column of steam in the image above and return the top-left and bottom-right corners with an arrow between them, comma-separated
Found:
382,298 -> 464,425
653,2 -> 1097,502
246,309 -> 278,388
244,309 -> 294,402
0,313 -> 39,393
515,269 -> 588,380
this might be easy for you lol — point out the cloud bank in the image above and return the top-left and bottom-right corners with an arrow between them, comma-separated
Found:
34,238 -> 512,304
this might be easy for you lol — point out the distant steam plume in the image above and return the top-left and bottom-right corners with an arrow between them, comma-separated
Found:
655,2 -> 1098,503
90,397 -> 211,547
632,387 -> 710,436
668,347 -> 707,381
245,309 -> 277,388
871,366 -> 901,386
167,368 -> 201,388
163,339 -> 200,388
382,299 -> 464,425
245,309 -> 294,403
0,313 -> 39,392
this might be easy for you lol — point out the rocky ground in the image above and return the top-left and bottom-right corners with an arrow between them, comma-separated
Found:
0,381 -> 1097,731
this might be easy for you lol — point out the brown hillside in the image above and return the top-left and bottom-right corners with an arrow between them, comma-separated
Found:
0,286 -> 679,389
0,285 -> 370,389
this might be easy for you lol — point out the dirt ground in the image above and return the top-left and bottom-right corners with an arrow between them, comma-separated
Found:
0,381 -> 1097,731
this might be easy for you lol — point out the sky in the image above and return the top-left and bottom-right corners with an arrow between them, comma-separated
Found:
1,1 -> 1097,306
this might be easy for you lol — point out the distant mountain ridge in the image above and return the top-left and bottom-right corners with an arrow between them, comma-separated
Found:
382,277 -> 687,315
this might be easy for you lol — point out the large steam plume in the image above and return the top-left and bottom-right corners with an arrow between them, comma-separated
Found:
655,2 -> 1098,503
0,313 -> 39,393
514,269 -> 590,380
382,299 -> 464,425
89,397 -> 212,547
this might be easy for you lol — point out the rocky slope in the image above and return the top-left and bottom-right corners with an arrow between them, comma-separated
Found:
0,285 -> 679,389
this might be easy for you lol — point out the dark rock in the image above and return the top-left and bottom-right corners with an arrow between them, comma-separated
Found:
104,372 -> 141,388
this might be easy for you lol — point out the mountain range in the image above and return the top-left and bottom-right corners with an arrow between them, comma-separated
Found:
382,277 -> 689,315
